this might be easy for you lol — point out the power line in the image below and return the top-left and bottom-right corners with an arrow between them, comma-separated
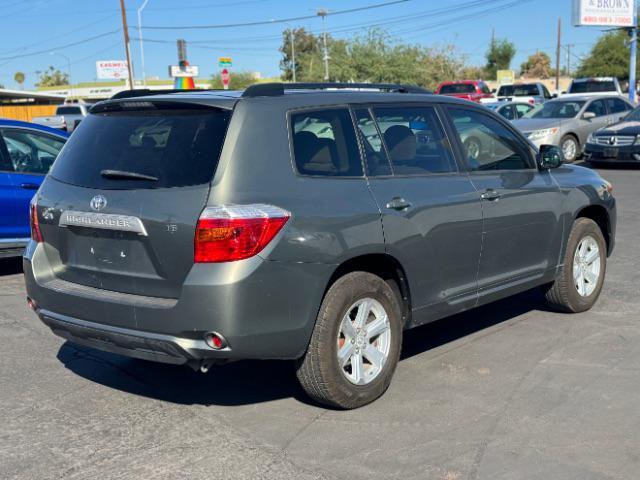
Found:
0,30 -> 120,62
143,0 -> 410,30
134,0 -> 522,47
0,13 -> 118,56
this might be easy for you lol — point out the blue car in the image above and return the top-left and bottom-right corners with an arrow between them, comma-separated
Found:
0,119 -> 68,257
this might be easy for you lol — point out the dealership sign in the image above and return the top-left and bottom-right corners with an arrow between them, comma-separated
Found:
572,0 -> 637,27
96,60 -> 129,80
169,65 -> 199,77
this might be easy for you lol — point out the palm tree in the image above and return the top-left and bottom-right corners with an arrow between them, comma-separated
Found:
14,71 -> 25,90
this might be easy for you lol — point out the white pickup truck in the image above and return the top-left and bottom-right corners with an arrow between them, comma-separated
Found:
562,77 -> 624,97
32,103 -> 91,133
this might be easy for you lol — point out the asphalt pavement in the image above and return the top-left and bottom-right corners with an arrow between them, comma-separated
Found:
1,163 -> 639,480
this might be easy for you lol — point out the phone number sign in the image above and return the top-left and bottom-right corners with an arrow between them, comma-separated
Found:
573,0 -> 637,27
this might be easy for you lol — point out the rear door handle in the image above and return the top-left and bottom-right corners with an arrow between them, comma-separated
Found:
20,183 -> 40,190
480,189 -> 501,201
386,197 -> 412,211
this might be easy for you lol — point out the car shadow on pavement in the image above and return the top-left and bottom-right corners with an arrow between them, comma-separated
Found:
0,257 -> 23,276
57,289 -> 549,408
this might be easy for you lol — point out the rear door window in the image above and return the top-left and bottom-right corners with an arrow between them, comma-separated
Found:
606,97 -> 631,114
50,104 -> 230,189
372,106 -> 457,175
290,108 -> 363,177
0,129 -> 65,174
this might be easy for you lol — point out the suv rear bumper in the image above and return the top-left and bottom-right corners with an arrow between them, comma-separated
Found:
36,308 -> 214,365
24,242 -> 334,362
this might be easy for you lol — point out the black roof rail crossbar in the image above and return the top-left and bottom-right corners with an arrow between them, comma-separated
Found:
242,82 -> 431,97
110,88 -> 217,100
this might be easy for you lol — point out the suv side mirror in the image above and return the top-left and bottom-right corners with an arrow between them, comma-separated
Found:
538,144 -> 563,169
491,88 -> 497,94
582,111 -> 596,120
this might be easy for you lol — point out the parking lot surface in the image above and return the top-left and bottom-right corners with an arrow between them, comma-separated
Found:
1,164 -> 639,480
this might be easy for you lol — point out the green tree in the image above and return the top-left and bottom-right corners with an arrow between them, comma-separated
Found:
485,38 -> 516,80
14,71 -> 25,89
210,71 -> 259,90
35,66 -> 69,87
278,27 -> 467,88
520,52 -> 552,78
575,30 -> 633,80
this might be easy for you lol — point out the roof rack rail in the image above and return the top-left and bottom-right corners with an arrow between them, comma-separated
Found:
242,82 -> 431,98
110,88 -> 211,100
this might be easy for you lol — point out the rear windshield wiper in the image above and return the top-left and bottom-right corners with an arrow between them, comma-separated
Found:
100,169 -> 159,182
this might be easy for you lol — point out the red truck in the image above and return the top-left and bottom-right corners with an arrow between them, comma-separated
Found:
434,80 -> 495,103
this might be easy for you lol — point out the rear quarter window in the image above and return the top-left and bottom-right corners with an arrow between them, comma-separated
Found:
50,105 -> 230,189
290,108 -> 363,177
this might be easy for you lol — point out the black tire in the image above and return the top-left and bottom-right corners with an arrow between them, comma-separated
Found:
544,218 -> 607,313
560,134 -> 580,163
296,272 -> 403,409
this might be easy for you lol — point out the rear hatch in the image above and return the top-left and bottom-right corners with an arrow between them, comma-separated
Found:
37,100 -> 232,299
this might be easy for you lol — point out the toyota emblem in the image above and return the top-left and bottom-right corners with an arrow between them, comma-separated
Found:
90,195 -> 107,211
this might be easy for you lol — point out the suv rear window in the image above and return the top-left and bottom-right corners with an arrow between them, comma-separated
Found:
569,80 -> 616,93
439,84 -> 476,94
50,105 -> 230,189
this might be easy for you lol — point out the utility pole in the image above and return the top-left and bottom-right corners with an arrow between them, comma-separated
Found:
565,43 -> 574,77
119,0 -> 134,89
137,0 -> 150,87
290,29 -> 296,82
555,17 -> 561,92
317,8 -> 329,81
629,25 -> 637,103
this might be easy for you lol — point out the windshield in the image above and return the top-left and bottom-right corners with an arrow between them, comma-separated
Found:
440,83 -> 475,94
524,101 -> 585,119
569,80 -> 616,93
51,105 -> 230,190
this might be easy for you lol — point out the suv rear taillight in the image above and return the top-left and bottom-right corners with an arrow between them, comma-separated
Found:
30,201 -> 43,243
194,204 -> 290,263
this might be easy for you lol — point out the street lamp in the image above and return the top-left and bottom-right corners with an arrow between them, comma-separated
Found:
317,8 -> 330,81
138,0 -> 151,87
50,51 -> 72,98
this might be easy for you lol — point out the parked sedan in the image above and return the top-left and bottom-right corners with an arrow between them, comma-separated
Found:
484,101 -> 534,121
584,105 -> 640,165
512,95 -> 633,162
0,119 -> 68,257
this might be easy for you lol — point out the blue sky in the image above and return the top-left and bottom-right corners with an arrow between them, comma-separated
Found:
0,0 -> 614,89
